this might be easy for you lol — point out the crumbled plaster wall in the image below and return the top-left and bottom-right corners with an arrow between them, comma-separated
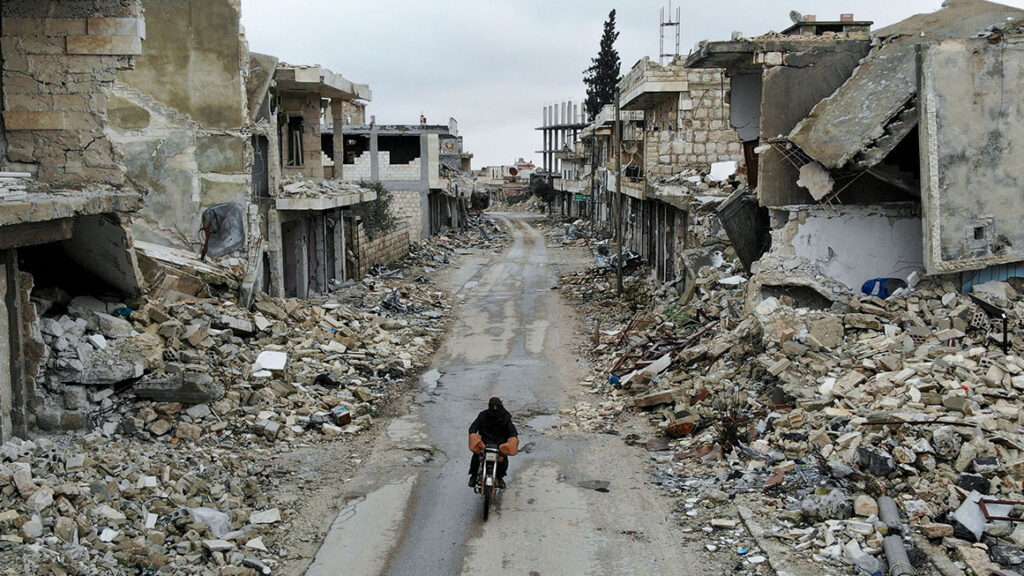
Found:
106,0 -> 252,252
1,0 -> 145,185
644,69 -> 743,181
920,37 -> 1024,274
338,100 -> 366,126
757,203 -> 923,294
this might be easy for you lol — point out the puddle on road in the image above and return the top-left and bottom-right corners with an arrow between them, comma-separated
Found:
421,368 -> 443,394
525,414 -> 561,432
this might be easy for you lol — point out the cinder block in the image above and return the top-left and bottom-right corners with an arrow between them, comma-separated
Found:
86,17 -> 145,38
66,35 -> 143,56
3,110 -> 66,130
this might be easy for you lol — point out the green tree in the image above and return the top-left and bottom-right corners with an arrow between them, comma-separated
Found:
584,10 -> 621,120
357,180 -> 396,238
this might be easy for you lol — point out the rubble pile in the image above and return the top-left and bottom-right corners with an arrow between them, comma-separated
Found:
0,218 -> 509,575
404,214 -> 508,270
2,279 -> 449,574
560,248 -> 1024,573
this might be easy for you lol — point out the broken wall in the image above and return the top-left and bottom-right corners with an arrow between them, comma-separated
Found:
279,92 -> 324,180
1,0 -> 146,184
644,69 -> 742,181
920,37 -> 1024,275
756,44 -> 869,207
761,203 -> 923,294
354,223 -> 410,278
107,0 -> 252,253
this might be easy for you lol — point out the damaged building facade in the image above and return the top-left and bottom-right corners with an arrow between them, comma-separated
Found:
0,0 -> 464,439
339,118 -> 471,240
689,1 -> 1024,306
267,63 -> 385,298
549,57 -> 743,285
0,0 -> 150,440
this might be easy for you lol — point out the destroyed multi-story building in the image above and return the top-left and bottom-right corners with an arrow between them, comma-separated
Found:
689,1 -> 1024,305
0,0 -> 151,440
339,117 -> 472,240
266,62 -> 387,298
548,57 -> 743,284
0,0 -> 456,439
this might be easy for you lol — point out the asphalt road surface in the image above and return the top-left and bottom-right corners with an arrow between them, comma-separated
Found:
303,214 -> 695,576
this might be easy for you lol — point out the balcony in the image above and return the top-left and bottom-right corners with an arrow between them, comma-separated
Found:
619,57 -> 688,111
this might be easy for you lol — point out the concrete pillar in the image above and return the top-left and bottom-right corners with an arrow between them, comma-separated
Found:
0,257 -> 11,443
332,102 -> 346,181
2,250 -> 26,439
267,209 -> 286,297
369,127 -> 380,182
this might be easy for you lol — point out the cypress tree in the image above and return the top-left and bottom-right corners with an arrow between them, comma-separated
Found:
584,10 -> 621,120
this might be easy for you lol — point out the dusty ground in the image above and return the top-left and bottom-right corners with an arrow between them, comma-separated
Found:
264,213 -> 744,576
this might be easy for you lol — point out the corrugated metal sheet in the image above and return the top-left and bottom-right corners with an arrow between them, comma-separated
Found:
962,262 -> 1024,292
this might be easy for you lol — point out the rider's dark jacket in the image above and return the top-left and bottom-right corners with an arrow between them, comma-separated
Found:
469,408 -> 518,445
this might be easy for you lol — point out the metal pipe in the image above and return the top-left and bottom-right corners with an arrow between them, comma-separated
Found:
614,88 -> 624,295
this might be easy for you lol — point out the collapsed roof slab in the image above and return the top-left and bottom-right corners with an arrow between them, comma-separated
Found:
246,52 -> 279,122
275,65 -> 371,101
788,0 -> 1024,172
0,191 -> 141,228
787,43 -> 918,171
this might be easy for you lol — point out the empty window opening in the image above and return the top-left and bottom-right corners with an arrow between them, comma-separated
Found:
287,116 -> 304,167
974,226 -> 987,241
321,133 -> 334,162
344,135 -> 370,164
378,135 -> 421,165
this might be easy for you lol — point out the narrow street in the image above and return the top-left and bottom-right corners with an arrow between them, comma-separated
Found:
303,214 -> 695,575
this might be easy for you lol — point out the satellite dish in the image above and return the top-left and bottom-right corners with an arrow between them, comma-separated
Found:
789,10 -> 803,24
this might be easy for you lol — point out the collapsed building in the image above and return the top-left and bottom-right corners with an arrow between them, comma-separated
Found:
688,0 -> 1024,304
0,0 -> 478,440
0,0 -> 151,441
549,58 -> 744,284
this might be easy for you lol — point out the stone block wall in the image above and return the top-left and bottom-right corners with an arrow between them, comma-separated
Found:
644,69 -> 743,180
1,0 -> 146,185
390,189 -> 425,241
355,223 -> 410,278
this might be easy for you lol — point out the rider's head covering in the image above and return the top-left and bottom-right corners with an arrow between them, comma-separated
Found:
487,397 -> 510,422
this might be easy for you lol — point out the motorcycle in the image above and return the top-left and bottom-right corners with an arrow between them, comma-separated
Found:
474,444 -> 502,521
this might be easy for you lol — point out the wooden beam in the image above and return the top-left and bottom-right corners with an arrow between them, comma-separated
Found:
0,219 -> 74,250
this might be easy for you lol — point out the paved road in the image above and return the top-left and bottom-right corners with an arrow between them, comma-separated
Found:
304,214 -> 694,576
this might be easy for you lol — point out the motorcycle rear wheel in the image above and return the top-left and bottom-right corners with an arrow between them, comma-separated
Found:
483,484 -> 492,521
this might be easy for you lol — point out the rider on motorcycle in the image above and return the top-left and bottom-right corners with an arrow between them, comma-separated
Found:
468,397 -> 519,489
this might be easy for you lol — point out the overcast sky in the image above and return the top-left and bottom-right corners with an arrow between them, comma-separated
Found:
240,0 -> 1024,168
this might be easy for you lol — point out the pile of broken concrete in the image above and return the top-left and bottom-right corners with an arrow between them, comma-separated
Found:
0,221 -> 514,575
562,254 -> 1024,574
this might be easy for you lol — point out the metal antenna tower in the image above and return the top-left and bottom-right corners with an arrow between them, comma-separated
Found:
659,1 -> 681,64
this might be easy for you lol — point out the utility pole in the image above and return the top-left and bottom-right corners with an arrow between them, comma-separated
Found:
614,88 -> 624,295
